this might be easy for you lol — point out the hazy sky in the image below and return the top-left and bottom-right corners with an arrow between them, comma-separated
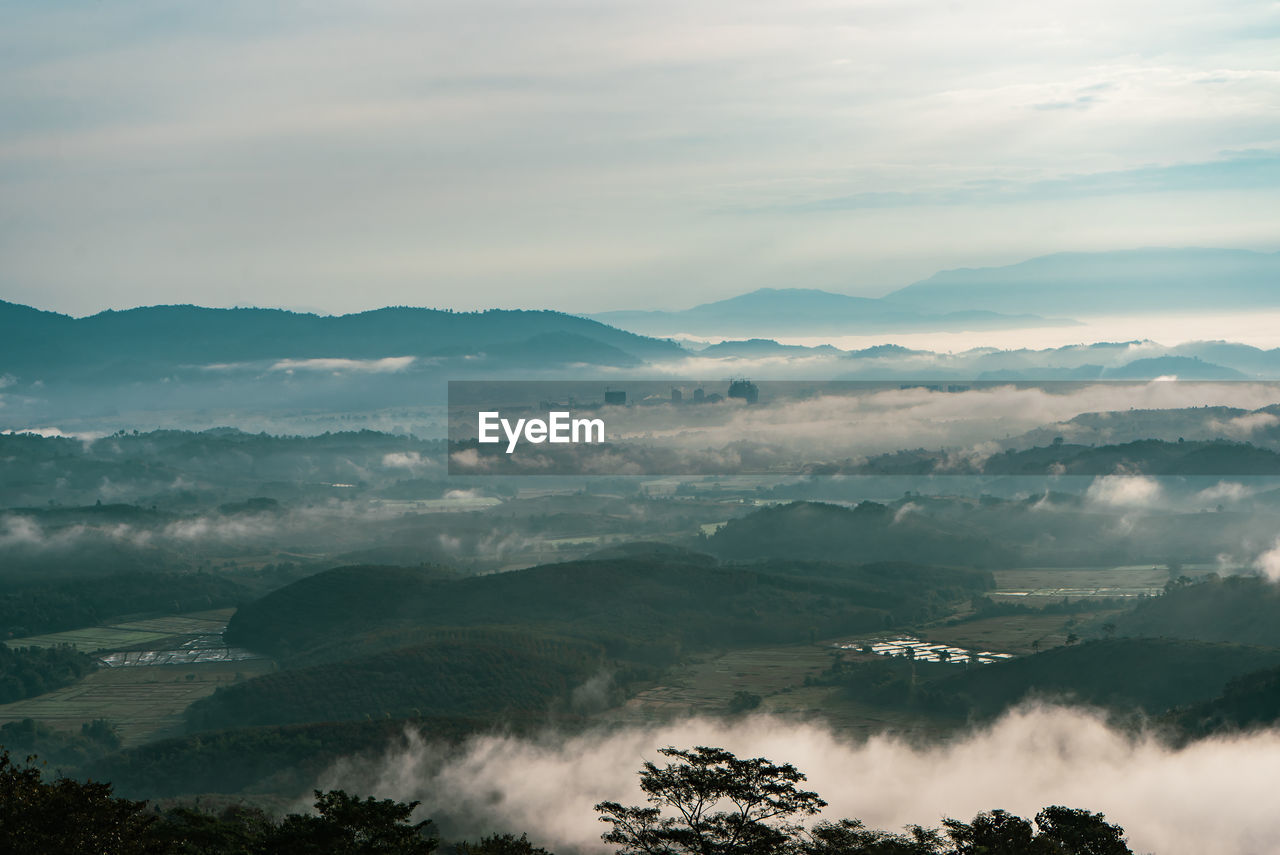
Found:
3,0 -> 1279,316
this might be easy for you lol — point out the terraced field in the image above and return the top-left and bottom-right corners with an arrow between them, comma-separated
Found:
0,608 -> 274,745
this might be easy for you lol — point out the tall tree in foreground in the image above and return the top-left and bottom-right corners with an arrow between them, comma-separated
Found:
596,745 -> 827,855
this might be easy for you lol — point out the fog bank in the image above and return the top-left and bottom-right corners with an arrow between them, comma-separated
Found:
320,705 -> 1280,855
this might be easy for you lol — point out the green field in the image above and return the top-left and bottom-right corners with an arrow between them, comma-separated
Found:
991,565 -> 1171,601
0,658 -> 276,745
8,608 -> 237,652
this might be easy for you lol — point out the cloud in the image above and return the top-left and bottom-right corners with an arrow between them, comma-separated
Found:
382,451 -> 427,470
480,381 -> 1280,475
269,357 -> 417,375
317,705 -> 1280,855
1255,537 -> 1280,582
1208,411 -> 1280,439
1085,475 -> 1163,507
3,1 -> 1279,315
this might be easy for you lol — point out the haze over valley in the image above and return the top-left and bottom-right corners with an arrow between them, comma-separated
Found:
5,0 -> 1280,851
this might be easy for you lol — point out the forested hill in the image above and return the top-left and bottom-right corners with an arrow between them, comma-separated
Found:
0,300 -> 684,378
225,559 -> 993,664
1113,575 -> 1280,647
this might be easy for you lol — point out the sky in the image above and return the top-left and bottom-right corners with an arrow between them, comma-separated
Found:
2,0 -> 1279,316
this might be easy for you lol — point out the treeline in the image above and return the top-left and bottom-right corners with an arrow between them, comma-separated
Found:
0,643 -> 98,702
2,749 -> 441,855
0,718 -> 120,768
83,718 -> 488,799
0,572 -> 248,639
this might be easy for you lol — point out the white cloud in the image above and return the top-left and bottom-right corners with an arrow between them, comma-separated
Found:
1256,537 -> 1280,582
1085,475 -> 1163,507
319,705 -> 1280,855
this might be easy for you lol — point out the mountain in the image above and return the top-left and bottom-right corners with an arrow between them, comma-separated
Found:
592,248 -> 1280,339
0,301 -> 685,380
589,288 -> 1073,337
884,248 -> 1280,315
1113,575 -> 1280,647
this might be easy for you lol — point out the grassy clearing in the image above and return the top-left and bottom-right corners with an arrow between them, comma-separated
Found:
0,659 -> 275,746
923,614 -> 1104,655
110,609 -> 234,634
601,643 -> 954,739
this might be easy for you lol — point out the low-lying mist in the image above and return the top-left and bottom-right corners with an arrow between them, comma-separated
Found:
319,705 -> 1280,855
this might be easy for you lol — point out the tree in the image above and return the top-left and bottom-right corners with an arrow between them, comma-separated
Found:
801,819 -> 945,855
0,750 -> 163,855
596,746 -> 826,855
943,810 -> 1034,855
269,789 -> 437,855
457,832 -> 554,855
942,806 -> 1131,855
1033,806 -> 1130,855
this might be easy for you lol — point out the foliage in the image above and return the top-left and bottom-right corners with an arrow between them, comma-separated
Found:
0,571 -> 248,638
727,691 -> 763,714
800,819 -> 944,855
455,832 -> 554,855
598,746 -> 1131,855
1112,574 -> 1280,647
2,748 -> 437,855
0,750 -> 162,855
0,642 -> 98,702
1167,661 -> 1280,738
0,717 -> 121,769
267,789 -> 436,855
597,746 -> 826,855
85,717 -> 486,799
942,806 -> 1130,855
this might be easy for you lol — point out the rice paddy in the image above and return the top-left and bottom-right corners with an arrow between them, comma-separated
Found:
0,607 -> 273,745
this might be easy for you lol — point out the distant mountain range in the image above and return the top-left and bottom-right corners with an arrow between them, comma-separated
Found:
4,246 -> 1280,429
887,247 -> 1280,316
591,288 -> 1075,337
590,247 -> 1280,336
